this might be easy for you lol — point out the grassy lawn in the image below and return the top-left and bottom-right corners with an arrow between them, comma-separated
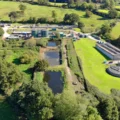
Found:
49,2 -> 67,6
7,49 -> 38,80
97,9 -> 109,14
34,72 -> 44,82
111,23 -> 120,39
0,100 -> 17,120
74,38 -> 120,94
73,28 -> 81,32
0,1 -> 110,31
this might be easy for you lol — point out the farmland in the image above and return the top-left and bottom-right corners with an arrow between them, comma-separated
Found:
0,1 -> 111,31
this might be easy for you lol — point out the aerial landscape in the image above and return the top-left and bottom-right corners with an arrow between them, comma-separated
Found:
0,0 -> 120,120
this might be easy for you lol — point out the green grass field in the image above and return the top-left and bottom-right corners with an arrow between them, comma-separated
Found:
111,23 -> 120,39
74,38 -> 120,94
7,49 -> 38,80
0,100 -> 17,120
0,1 -> 110,31
97,9 -> 109,14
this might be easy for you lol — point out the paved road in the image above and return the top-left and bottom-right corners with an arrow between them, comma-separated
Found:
2,26 -> 10,38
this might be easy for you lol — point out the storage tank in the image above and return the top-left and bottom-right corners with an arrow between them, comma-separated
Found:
41,30 -> 49,37
31,30 -> 38,37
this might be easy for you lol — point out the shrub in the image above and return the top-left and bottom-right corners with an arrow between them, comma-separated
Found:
0,27 -> 4,37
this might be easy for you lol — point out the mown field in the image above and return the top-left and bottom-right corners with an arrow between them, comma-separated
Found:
111,23 -> 120,39
0,1 -> 110,30
74,38 -> 120,94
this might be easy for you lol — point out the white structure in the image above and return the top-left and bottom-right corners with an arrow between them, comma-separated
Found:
96,42 -> 120,60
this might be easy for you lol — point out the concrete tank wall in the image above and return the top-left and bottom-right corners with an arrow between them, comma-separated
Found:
96,45 -> 114,59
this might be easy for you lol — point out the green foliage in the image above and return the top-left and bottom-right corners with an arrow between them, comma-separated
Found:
0,27 -> 4,37
63,13 -> 79,24
0,59 -> 24,94
0,100 -> 17,120
54,88 -> 84,120
108,9 -> 118,18
20,50 -> 37,64
98,98 -> 119,120
54,88 -> 102,120
36,38 -> 48,47
38,0 -> 49,5
66,40 -> 81,77
86,106 -> 103,120
102,0 -> 115,9
19,4 -> 27,12
85,10 -> 93,17
11,80 -> 54,120
100,24 -> 112,36
8,11 -> 20,22
24,37 -> 36,47
34,59 -> 49,71
78,21 -> 85,30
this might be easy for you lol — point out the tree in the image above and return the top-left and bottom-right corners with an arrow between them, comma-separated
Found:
98,98 -> 119,120
63,13 -> 79,24
52,10 -> 57,18
86,106 -> 103,120
80,2 -> 88,10
78,21 -> 85,29
70,13 -> 80,24
9,11 -> 18,22
24,37 -> 36,47
117,35 -> 120,47
0,59 -> 24,94
34,59 -> 49,71
85,10 -> 93,17
52,10 -> 57,22
68,0 -> 74,7
19,4 -> 27,13
108,9 -> 118,19
100,24 -> 112,35
11,81 -> 54,120
54,89 -> 84,120
19,50 -> 37,64
38,0 -> 48,5
0,27 -> 4,37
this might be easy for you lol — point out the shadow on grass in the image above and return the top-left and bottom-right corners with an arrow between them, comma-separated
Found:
13,58 -> 21,65
94,47 -> 110,60
97,17 -> 109,20
23,67 -> 33,75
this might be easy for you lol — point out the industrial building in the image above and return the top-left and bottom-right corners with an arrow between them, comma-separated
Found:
96,41 -> 120,77
96,42 -> 120,60
31,29 -> 65,38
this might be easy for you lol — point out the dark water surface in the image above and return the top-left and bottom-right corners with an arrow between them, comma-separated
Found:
47,41 -> 57,47
44,71 -> 63,94
44,51 -> 60,66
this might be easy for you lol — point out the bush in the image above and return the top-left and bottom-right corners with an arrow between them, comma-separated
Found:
34,59 -> 49,71
36,38 -> 48,47
24,37 -> 36,47
19,50 -> 37,64
85,10 -> 93,17
0,27 -> 4,37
